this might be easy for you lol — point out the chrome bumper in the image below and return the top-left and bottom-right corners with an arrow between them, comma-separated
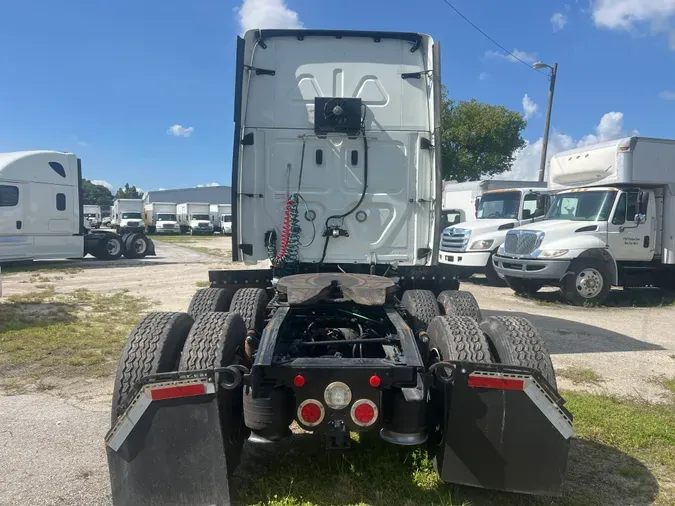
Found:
492,254 -> 570,281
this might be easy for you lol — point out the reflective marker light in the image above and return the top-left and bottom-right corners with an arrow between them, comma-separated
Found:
369,375 -> 381,388
468,375 -> 524,391
297,399 -> 325,426
324,381 -> 352,410
293,374 -> 306,387
350,399 -> 378,427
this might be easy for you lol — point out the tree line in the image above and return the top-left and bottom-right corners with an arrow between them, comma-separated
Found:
83,94 -> 526,205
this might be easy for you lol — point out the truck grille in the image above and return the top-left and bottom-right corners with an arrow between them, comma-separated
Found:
503,230 -> 543,256
127,221 -> 140,228
440,228 -> 470,252
199,223 -> 208,228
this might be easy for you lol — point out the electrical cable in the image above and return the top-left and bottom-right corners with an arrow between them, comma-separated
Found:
437,0 -> 546,76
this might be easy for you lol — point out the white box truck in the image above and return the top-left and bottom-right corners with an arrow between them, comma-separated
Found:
210,204 -> 232,234
493,136 -> 675,304
144,202 -> 179,234
111,199 -> 145,234
0,151 -> 154,262
177,202 -> 214,235
83,204 -> 102,229
439,180 -> 552,283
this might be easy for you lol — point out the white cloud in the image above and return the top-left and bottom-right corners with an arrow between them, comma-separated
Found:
660,90 -> 675,100
522,94 -> 539,120
551,12 -> 568,31
502,111 -> 634,180
196,182 -> 220,188
479,72 -> 490,81
485,48 -> 537,64
91,179 -> 114,191
235,0 -> 302,35
167,124 -> 194,137
591,0 -> 675,49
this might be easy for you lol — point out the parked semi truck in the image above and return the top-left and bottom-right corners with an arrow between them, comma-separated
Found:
106,29 -> 572,505
83,204 -> 102,229
144,202 -> 179,234
493,137 -> 675,305
0,151 -> 155,262
177,202 -> 214,234
111,199 -> 145,235
210,203 -> 232,234
439,181 -> 553,284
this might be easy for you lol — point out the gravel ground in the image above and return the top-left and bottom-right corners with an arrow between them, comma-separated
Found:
0,238 -> 673,505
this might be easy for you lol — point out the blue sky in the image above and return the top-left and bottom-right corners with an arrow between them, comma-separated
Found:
1,0 -> 674,191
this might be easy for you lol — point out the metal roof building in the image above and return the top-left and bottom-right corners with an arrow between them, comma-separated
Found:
143,186 -> 231,205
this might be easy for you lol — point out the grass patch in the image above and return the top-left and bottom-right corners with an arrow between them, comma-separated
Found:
1,263 -> 83,276
153,234 -> 222,243
196,281 -> 210,288
558,367 -> 604,386
662,377 -> 675,395
236,392 -> 674,506
0,287 -> 147,387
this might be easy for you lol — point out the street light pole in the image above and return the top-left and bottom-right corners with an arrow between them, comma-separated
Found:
536,62 -> 558,183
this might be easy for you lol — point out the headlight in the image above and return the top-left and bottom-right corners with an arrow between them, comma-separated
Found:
324,381 -> 352,410
498,245 -> 505,255
536,249 -> 569,258
470,239 -> 494,250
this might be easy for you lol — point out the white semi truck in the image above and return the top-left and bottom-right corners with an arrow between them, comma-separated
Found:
210,204 -> 232,234
493,137 -> 675,305
0,151 -> 154,262
177,202 -> 214,235
439,180 -> 552,284
144,202 -> 179,234
83,204 -> 102,229
111,199 -> 145,235
106,29 -> 572,505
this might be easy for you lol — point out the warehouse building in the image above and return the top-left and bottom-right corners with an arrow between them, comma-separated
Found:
143,186 -> 231,205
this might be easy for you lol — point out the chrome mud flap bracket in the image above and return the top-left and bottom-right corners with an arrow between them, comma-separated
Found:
106,376 -> 232,506
435,362 -> 573,496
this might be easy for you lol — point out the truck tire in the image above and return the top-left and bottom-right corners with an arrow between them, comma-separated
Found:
485,252 -> 506,286
187,288 -> 233,318
123,233 -> 150,259
95,235 -> 123,260
179,312 -> 249,474
504,276 -> 544,296
229,288 -> 269,333
426,315 -> 492,365
111,312 -> 194,424
401,289 -> 440,332
561,258 -> 611,306
437,290 -> 482,323
480,315 -> 557,390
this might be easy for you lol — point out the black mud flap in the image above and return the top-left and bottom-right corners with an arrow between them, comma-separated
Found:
146,236 -> 156,256
106,379 -> 232,506
436,363 -> 573,496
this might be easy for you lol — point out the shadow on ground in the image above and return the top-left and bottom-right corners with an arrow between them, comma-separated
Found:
233,435 -> 659,506
482,309 -> 664,355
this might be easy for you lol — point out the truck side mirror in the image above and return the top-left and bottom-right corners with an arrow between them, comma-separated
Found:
522,209 -> 533,219
536,194 -> 547,210
474,197 -> 480,217
634,191 -> 649,224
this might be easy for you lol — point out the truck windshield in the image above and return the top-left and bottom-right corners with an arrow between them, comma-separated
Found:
192,214 -> 209,221
477,192 -> 520,219
221,214 -> 232,221
546,191 -> 617,221
122,212 -> 142,219
157,214 -> 177,221
84,213 -> 97,218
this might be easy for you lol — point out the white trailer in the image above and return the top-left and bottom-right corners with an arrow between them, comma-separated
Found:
0,151 -> 154,262
144,202 -> 179,234
177,202 -> 214,235
83,204 -> 102,228
494,137 -> 675,304
111,199 -> 145,234
439,180 -> 551,283
209,204 -> 232,234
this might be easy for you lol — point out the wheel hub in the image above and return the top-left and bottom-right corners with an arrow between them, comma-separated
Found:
107,239 -> 121,256
575,268 -> 603,298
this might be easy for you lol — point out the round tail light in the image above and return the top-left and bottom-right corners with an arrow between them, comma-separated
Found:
350,399 -> 378,427
297,399 -> 325,427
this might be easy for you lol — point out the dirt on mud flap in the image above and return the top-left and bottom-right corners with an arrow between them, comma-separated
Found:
106,368 -> 244,506
432,361 -> 573,496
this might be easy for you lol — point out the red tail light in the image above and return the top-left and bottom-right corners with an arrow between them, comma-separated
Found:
297,399 -> 325,427
350,399 -> 378,427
